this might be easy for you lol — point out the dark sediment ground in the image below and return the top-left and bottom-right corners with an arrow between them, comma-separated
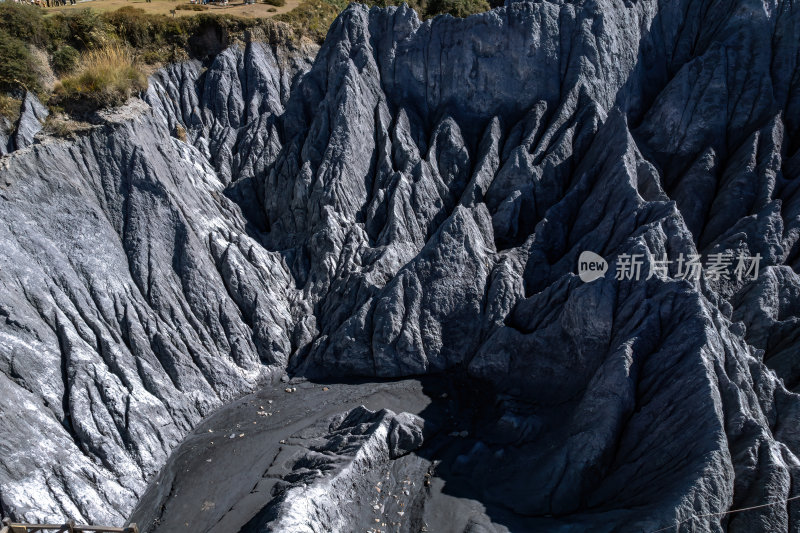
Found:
129,376 -> 553,533
130,378 -> 438,532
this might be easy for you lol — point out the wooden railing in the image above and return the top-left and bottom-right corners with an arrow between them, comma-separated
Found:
0,519 -> 138,533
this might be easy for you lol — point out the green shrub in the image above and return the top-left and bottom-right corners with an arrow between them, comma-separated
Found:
103,7 -> 188,49
0,3 -> 46,46
138,48 -> 166,64
366,0 -> 416,8
0,31 -> 39,92
263,0 -> 286,7
181,14 -> 267,57
426,0 -> 490,17
45,9 -> 110,51
54,45 -> 147,111
275,0 -> 339,42
52,45 -> 81,75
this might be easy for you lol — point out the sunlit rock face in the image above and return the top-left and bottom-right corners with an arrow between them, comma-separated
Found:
1,0 -> 800,530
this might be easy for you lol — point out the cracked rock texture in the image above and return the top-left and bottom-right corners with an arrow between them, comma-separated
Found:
1,0 -> 800,530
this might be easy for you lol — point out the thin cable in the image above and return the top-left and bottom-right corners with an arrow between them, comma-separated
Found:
649,493 -> 800,533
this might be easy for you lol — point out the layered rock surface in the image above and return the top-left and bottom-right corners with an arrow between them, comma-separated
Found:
1,0 -> 800,531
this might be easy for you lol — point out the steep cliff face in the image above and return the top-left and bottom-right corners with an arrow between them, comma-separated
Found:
1,0 -> 800,530
0,41 -> 314,524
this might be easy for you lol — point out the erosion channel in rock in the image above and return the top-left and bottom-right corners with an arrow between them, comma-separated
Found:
1,0 -> 800,531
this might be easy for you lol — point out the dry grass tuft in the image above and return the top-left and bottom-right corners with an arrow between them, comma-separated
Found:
174,124 -> 187,141
54,45 -> 147,112
0,94 -> 23,124
42,113 -> 95,138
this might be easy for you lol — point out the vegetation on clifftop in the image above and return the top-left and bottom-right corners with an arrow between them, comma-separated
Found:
0,0 -> 493,118
54,45 -> 148,110
276,0 -> 494,42
0,3 -> 300,114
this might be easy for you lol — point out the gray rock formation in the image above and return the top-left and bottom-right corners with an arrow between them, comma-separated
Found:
12,92 -> 48,151
1,0 -> 800,530
0,41 -> 314,524
0,120 -> 10,156
251,406 -> 425,532
0,91 -> 48,155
